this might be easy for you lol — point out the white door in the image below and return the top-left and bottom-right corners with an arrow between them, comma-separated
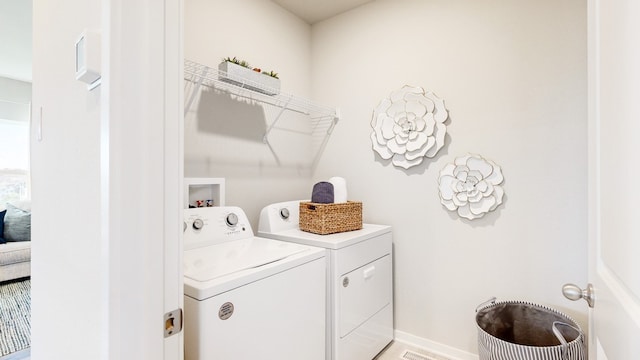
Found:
586,0 -> 640,358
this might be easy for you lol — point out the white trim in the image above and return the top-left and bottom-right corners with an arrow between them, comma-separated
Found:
100,0 -> 111,357
586,0 -> 600,358
163,0 -> 184,358
104,0 -> 182,358
597,262 -> 640,329
394,330 -> 479,360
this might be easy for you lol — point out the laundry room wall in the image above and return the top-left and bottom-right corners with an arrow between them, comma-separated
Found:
184,0 -> 315,223
310,0 -> 588,357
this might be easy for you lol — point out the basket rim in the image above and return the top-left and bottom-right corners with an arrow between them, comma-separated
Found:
475,300 -> 585,349
299,200 -> 362,205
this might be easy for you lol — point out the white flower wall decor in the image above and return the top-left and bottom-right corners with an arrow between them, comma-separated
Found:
370,85 -> 449,169
438,154 -> 505,220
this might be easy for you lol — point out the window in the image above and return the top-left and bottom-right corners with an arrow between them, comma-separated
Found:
0,100 -> 30,205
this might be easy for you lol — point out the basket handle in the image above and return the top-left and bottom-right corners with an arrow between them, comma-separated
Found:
475,297 -> 497,312
552,321 -> 583,360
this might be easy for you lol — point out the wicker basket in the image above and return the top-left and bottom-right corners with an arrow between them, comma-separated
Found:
299,201 -> 363,235
476,299 -> 586,360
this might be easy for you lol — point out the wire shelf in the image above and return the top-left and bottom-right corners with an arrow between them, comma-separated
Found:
183,59 -> 340,170
184,59 -> 337,119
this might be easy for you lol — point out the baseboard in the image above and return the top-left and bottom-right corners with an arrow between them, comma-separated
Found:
393,330 -> 479,360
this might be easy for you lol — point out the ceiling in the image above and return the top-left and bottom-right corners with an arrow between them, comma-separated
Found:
0,0 -> 372,82
0,0 -> 32,82
272,0 -> 374,24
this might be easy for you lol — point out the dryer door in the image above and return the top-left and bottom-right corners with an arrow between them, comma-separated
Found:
339,255 -> 392,337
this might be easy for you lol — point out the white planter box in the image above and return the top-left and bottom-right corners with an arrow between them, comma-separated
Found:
218,61 -> 280,96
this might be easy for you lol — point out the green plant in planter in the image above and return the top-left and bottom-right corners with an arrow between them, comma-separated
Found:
262,70 -> 279,79
222,56 -> 251,69
223,57 -> 279,79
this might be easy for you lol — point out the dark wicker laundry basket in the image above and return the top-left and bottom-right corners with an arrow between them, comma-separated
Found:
476,299 -> 586,360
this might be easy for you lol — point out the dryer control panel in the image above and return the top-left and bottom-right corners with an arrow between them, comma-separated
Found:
258,200 -> 302,233
184,206 -> 253,250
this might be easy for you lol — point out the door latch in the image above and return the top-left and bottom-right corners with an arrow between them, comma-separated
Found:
164,308 -> 183,338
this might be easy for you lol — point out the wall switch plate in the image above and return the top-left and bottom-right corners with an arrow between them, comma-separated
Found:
75,29 -> 101,90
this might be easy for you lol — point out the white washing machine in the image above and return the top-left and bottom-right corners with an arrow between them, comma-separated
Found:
183,206 -> 327,360
258,201 -> 393,360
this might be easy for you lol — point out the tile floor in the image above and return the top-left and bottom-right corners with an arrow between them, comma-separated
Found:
0,348 -> 29,360
375,341 -> 453,360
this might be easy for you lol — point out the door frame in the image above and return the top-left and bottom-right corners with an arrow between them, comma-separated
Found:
103,0 -> 183,358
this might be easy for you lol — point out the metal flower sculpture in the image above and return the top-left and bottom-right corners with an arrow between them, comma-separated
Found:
438,154 -> 505,220
370,85 -> 449,169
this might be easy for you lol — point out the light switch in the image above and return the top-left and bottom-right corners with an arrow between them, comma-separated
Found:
75,29 -> 101,90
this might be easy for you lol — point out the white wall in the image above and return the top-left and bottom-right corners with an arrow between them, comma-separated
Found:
184,0 -> 587,356
311,0 -> 587,356
0,77 -> 31,122
32,0 -> 183,359
31,0 -> 104,358
184,0 -> 315,225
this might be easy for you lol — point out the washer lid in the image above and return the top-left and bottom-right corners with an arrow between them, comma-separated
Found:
183,237 -> 310,282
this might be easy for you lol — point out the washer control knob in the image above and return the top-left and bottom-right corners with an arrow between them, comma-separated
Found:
192,218 -> 204,230
280,208 -> 290,220
226,213 -> 239,227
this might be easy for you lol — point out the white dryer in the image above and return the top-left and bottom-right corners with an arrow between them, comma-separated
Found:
258,201 -> 393,360
183,206 -> 326,360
